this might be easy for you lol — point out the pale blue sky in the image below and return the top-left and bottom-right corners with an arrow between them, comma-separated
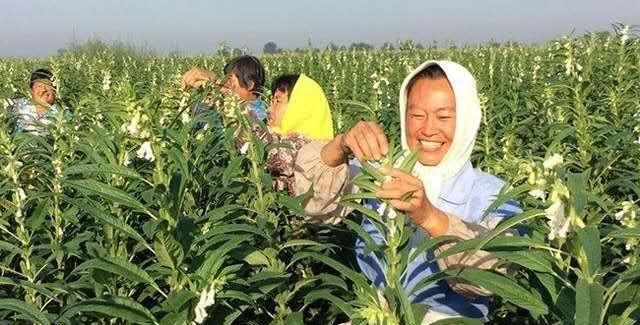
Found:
0,0 -> 638,57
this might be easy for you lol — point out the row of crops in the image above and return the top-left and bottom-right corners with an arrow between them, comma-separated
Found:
0,26 -> 638,324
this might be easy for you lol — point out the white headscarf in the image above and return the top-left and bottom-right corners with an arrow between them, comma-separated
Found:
399,60 -> 482,203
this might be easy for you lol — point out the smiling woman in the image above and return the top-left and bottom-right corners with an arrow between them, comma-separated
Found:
292,60 -> 521,323
404,65 -> 456,166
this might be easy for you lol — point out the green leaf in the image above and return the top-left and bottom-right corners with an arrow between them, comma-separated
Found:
217,290 -> 255,305
198,204 -> 243,223
159,312 -> 188,325
445,267 -> 548,315
438,209 -> 545,260
361,161 -> 385,182
430,317 -> 483,325
0,298 -> 50,324
244,250 -> 270,266
65,179 -> 152,217
161,290 -> 197,312
168,171 -> 185,218
607,227 -> 640,239
607,303 -> 639,325
575,278 -> 603,325
289,251 -> 369,288
343,218 -> 381,255
197,237 -> 247,280
58,295 -> 157,324
303,289 -> 354,317
154,234 -> 184,270
341,192 -> 378,202
0,240 -> 23,255
619,264 -> 640,282
27,199 -> 49,230
567,172 -> 588,217
492,250 -> 555,273
279,239 -> 336,251
203,224 -> 268,240
64,163 -> 149,184
577,225 -> 601,279
67,198 -> 153,252
73,256 -> 166,298
222,156 -> 244,185
284,312 -> 304,325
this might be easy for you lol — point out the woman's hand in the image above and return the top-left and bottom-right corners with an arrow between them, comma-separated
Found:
375,167 -> 449,236
321,121 -> 389,167
341,121 -> 389,161
181,68 -> 218,89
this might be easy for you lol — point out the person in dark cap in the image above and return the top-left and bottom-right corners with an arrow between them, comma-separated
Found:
7,68 -> 67,134
182,55 -> 268,122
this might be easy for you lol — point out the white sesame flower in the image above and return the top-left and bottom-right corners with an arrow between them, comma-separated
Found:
17,188 -> 27,201
239,142 -> 250,155
52,159 -> 62,175
543,154 -> 564,170
192,281 -> 222,324
181,112 -> 191,124
102,71 -> 111,91
121,113 -> 141,136
123,154 -> 131,166
546,199 -> 570,241
620,25 -> 630,45
529,189 -> 546,201
136,141 -> 155,162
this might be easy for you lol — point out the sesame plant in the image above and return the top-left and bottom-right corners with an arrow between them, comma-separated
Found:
0,25 -> 638,324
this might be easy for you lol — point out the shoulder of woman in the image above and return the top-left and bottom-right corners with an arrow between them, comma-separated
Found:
471,169 -> 521,218
471,169 -> 506,197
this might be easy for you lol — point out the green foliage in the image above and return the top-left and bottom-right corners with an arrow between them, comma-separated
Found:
0,26 -> 639,324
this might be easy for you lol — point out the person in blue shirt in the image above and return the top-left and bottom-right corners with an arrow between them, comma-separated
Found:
182,55 -> 268,121
292,60 -> 520,323
7,68 -> 69,135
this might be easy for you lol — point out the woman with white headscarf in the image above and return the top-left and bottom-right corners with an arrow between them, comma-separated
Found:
293,61 -> 520,323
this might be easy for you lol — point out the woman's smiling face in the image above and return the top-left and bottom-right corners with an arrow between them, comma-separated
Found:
405,77 -> 456,166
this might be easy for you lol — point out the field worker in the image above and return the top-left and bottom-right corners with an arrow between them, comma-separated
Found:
182,55 -> 268,122
291,61 -> 520,323
7,68 -> 68,135
241,73 -> 334,196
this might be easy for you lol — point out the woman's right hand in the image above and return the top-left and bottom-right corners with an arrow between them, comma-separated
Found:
322,121 -> 389,167
341,121 -> 389,161
181,68 -> 217,89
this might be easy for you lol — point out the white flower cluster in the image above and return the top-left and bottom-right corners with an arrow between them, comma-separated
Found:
614,201 -> 638,252
119,103 -> 157,162
520,153 -> 584,241
121,110 -> 150,138
545,181 -> 572,241
524,154 -> 565,201
370,72 -> 389,95
136,141 -> 155,162
561,39 -> 583,82
52,159 -> 63,193
620,25 -> 631,46
543,153 -> 563,170
101,70 -> 112,91
192,278 -> 226,324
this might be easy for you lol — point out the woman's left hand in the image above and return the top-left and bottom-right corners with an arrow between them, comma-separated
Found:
375,167 -> 449,236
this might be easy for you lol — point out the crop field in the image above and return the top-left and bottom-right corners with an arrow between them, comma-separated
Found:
0,26 -> 639,324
